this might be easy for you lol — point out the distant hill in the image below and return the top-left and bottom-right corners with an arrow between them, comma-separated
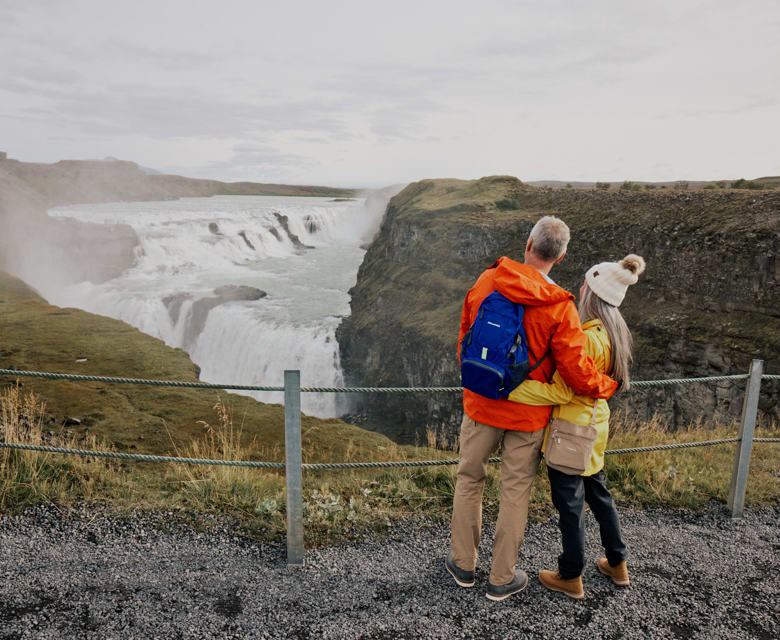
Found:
0,155 -> 357,207
0,155 -> 357,287
528,177 -> 777,190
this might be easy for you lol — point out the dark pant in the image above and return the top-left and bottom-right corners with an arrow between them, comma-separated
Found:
548,466 -> 627,579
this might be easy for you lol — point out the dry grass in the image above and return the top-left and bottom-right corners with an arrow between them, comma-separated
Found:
1,387 -> 777,544
0,384 -> 120,511
604,411 -> 779,508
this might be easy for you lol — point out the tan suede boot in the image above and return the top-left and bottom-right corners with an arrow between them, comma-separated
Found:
538,570 -> 584,599
597,558 -> 630,586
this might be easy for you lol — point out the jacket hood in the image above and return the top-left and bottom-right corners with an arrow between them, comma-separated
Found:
490,256 -> 574,307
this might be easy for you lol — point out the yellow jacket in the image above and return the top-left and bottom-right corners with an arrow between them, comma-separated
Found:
508,319 -> 612,476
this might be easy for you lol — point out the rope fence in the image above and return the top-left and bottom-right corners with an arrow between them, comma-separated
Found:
0,359 -> 777,563
2,438 -> 778,469
2,368 -> 772,392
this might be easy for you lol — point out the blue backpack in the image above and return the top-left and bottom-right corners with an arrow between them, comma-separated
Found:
460,291 -> 549,399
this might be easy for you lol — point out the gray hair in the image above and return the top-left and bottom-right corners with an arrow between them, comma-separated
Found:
528,215 -> 570,262
578,284 -> 633,391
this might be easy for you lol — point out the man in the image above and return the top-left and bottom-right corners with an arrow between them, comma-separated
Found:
447,215 -> 618,602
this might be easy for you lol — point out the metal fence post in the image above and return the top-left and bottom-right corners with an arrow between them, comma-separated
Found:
284,370 -> 304,565
727,359 -> 763,518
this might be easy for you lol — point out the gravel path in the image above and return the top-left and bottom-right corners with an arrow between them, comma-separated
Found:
0,504 -> 777,639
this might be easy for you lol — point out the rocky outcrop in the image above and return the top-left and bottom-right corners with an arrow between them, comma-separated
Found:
180,286 -> 267,347
273,212 -> 313,250
337,177 -> 780,442
238,230 -> 255,249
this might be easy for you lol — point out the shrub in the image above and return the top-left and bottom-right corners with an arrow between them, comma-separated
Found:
731,179 -> 765,190
676,181 -> 689,190
595,182 -> 610,190
644,184 -> 656,190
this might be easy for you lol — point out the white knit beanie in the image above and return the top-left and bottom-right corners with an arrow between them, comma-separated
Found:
585,254 -> 646,307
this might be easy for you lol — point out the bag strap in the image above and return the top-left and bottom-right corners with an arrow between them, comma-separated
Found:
527,346 -> 552,375
589,398 -> 599,428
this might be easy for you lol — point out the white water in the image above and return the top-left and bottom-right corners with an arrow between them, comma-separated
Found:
40,195 -> 383,417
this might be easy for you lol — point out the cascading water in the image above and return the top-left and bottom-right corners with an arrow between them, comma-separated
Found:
40,195 -> 384,417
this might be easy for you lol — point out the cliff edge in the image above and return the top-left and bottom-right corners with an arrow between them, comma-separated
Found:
337,177 -> 780,441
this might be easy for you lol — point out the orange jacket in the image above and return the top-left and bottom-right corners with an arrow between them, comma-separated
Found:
458,257 -> 618,432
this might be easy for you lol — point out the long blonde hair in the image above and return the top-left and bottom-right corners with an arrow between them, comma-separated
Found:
578,255 -> 645,391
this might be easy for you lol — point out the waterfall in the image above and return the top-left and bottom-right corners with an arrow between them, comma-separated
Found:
36,195 -> 383,417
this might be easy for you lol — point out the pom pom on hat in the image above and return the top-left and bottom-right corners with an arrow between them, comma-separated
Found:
620,254 -> 645,276
586,254 -> 646,306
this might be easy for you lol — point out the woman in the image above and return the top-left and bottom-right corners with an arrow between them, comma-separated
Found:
509,253 -> 645,599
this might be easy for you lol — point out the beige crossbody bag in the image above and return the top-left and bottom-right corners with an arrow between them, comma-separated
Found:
544,399 -> 599,475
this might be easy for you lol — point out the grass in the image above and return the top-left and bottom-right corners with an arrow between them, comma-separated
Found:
2,386 -> 777,546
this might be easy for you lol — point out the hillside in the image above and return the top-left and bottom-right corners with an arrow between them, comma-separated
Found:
337,177 -> 780,441
0,156 -> 356,207
0,270 -> 394,462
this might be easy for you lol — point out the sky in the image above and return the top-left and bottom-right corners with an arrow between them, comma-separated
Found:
1,0 -> 779,188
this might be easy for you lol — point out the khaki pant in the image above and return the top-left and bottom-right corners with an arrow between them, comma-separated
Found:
450,415 -> 544,585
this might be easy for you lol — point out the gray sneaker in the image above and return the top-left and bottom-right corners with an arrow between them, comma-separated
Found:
445,552 -> 475,588
486,570 -> 529,601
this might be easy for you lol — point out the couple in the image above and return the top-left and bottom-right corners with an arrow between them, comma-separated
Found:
447,215 -> 645,601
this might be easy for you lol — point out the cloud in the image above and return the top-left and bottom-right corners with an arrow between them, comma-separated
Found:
6,65 -> 84,86
474,34 -> 658,81
96,40 -> 218,71
657,97 -> 779,120
202,143 -> 319,182
1,77 -> 353,140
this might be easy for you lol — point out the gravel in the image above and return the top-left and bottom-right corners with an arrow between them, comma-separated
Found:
0,504 -> 777,639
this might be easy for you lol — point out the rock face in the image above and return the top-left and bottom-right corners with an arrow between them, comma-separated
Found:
184,286 -> 267,347
337,177 -> 780,442
273,212 -> 313,249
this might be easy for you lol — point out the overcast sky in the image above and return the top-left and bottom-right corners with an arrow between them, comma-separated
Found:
1,0 -> 778,187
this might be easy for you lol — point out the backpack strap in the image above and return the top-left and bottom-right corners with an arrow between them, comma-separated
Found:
527,346 -> 552,375
507,332 -> 524,357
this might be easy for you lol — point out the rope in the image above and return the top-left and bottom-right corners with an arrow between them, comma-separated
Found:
604,438 -> 740,455
629,374 -> 748,388
0,369 -> 286,392
763,374 -> 780,381
0,369 -> 757,392
4,438 -> 776,470
300,386 -> 462,393
0,442 -> 284,468
302,457 -> 500,470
